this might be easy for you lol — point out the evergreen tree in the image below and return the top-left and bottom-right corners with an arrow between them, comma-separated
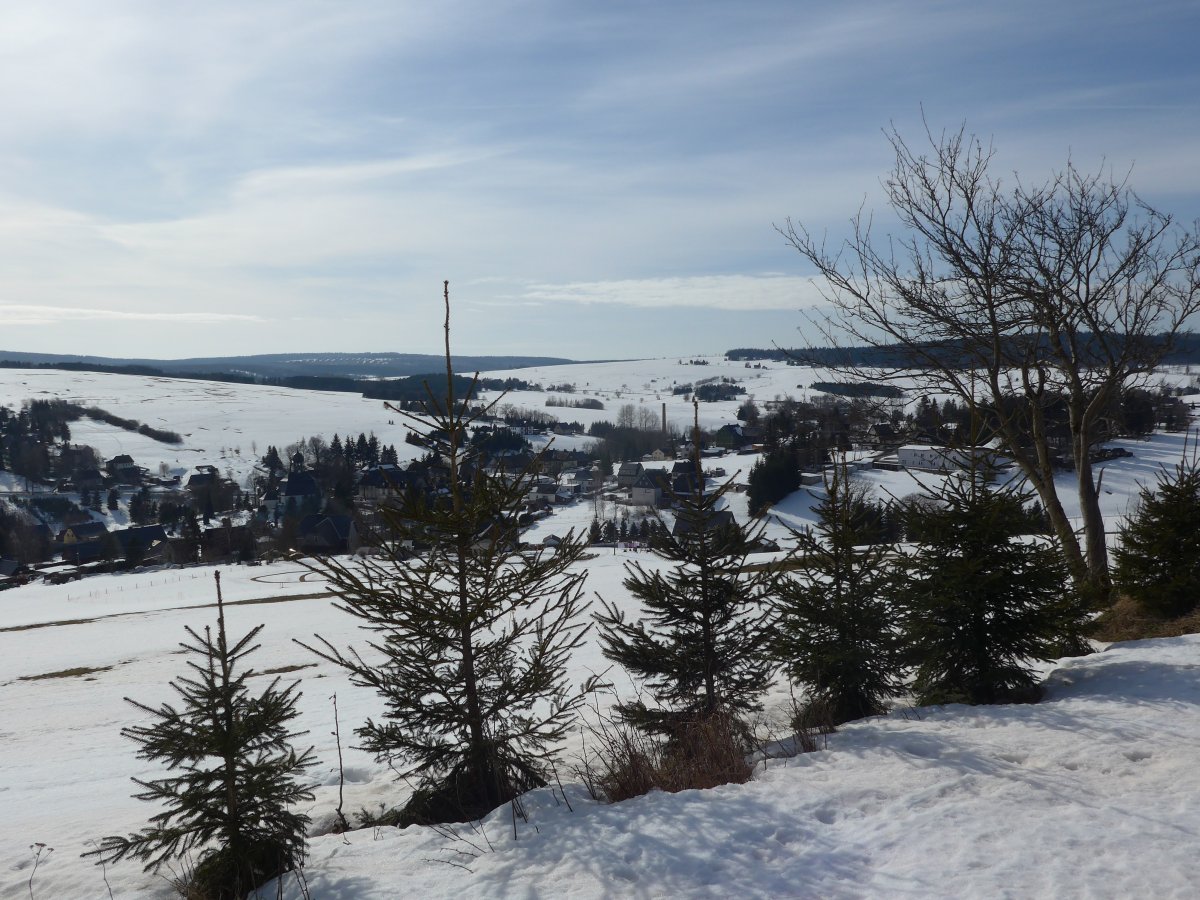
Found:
128,489 -> 147,525
595,407 -> 776,738
86,572 -> 315,899
747,448 -> 800,516
900,474 -> 1087,706
772,461 -> 904,726
589,518 -> 602,544
298,283 -> 594,826
1114,450 -> 1200,618
180,509 -> 202,562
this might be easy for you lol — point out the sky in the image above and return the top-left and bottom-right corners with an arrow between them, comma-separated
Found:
1,0 -> 1199,361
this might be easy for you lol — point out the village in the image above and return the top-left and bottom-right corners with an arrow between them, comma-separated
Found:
3,367 -> 1191,592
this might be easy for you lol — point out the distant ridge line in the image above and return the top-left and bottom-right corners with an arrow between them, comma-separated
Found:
0,350 -> 588,380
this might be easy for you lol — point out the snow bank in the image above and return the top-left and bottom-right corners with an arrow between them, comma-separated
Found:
259,636 -> 1200,899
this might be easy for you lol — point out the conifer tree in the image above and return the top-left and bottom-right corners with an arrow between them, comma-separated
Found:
298,283 -> 594,825
595,404 -> 776,737
86,572 -> 315,899
772,461 -> 904,726
1114,449 -> 1200,618
900,473 -> 1087,706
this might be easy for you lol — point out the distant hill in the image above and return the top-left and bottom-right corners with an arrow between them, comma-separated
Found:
0,350 -> 577,380
728,332 -> 1200,367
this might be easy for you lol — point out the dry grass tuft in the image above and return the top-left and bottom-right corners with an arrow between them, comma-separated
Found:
18,665 -> 112,681
575,710 -> 754,804
1089,594 -> 1200,643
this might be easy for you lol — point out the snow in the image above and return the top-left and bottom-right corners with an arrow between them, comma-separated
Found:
0,370 -> 431,488
10,610 -> 1200,899
3,363 -> 1200,899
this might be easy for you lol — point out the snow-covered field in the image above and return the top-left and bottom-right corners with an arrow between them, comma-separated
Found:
0,370 -> 431,488
2,361 -> 1199,899
274,634 -> 1200,899
0,358 -> 865,486
5,558 -> 1200,899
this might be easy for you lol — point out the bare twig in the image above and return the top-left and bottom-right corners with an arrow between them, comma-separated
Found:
28,843 -> 53,900
330,693 -> 351,836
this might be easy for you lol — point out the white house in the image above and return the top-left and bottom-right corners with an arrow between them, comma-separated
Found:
897,445 -> 971,472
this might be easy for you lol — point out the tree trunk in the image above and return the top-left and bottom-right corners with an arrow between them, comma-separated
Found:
994,408 -> 1089,589
1074,455 -> 1112,602
1071,403 -> 1113,604
457,539 -> 496,806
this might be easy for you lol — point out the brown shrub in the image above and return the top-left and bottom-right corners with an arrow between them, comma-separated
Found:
1089,593 -> 1200,643
575,710 -> 754,803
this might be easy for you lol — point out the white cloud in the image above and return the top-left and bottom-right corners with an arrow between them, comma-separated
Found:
0,304 -> 262,326
518,275 -> 830,311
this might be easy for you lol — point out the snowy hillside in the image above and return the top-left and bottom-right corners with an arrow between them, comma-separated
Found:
1,358 -> 1194,488
4,555 -> 1198,898
0,370 -> 431,488
264,634 -> 1200,900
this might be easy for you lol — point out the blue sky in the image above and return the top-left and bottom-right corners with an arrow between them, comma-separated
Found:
1,0 -> 1198,360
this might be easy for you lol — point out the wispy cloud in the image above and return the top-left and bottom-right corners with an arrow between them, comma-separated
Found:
519,275 -> 829,311
0,304 -> 263,326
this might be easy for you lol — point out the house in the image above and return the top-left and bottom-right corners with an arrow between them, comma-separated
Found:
712,424 -> 763,450
617,461 -> 644,489
358,465 -> 410,502
631,470 -> 670,507
671,508 -> 736,538
296,515 -> 359,555
671,471 -> 708,502
201,523 -> 256,562
539,449 -> 590,476
564,467 -> 596,490
61,539 -> 110,565
896,444 -> 1002,473
166,537 -> 200,565
897,445 -> 971,472
861,422 -> 902,450
280,468 -> 323,515
712,424 -> 744,449
186,469 -> 217,492
487,451 -> 535,475
112,525 -> 169,564
106,454 -> 141,483
59,521 -> 108,544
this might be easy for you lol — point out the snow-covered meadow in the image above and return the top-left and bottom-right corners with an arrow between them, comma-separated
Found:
2,360 -> 1199,898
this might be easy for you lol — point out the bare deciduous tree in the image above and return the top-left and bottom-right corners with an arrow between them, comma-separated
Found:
781,124 -> 1200,599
